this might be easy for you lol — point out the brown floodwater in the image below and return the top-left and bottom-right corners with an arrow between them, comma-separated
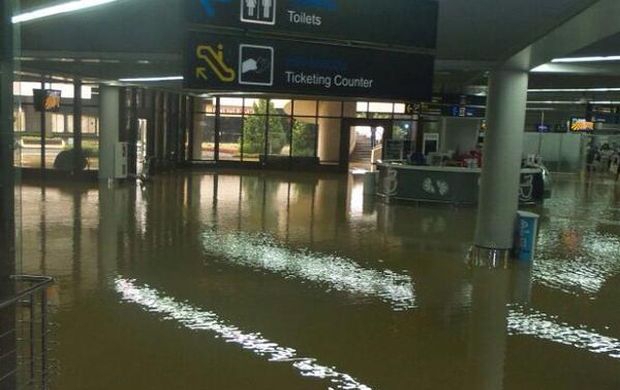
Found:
16,171 -> 620,389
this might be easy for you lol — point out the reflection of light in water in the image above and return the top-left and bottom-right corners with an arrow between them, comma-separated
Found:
349,179 -> 365,216
115,278 -> 372,390
201,230 -> 416,310
533,234 -> 620,295
508,306 -> 620,359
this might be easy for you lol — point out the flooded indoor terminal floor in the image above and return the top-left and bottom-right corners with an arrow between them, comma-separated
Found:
16,171 -> 620,389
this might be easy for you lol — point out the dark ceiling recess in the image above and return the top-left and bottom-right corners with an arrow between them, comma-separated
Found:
15,0 -> 616,93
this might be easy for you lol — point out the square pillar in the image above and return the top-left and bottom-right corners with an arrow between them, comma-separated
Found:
99,86 -> 120,180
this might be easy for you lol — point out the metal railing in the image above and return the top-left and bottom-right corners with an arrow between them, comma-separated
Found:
0,275 -> 54,390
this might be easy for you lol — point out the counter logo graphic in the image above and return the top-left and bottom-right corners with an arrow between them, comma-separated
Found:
241,0 -> 276,25
383,169 -> 399,196
239,44 -> 274,86
422,178 -> 449,197
196,44 -> 236,82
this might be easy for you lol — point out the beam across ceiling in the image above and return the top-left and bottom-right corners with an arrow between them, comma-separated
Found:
503,0 -> 620,71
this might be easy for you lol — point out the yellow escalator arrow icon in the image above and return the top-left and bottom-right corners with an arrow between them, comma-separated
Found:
196,44 -> 236,83
196,67 -> 208,80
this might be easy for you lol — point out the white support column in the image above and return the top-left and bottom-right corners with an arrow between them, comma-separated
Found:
99,86 -> 120,180
474,68 -> 529,259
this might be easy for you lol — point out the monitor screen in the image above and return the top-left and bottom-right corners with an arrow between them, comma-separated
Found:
570,117 -> 594,132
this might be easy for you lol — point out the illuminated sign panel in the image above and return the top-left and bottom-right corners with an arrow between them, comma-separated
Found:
188,0 -> 438,49
570,118 -> 594,132
33,89 -> 61,112
184,32 -> 434,101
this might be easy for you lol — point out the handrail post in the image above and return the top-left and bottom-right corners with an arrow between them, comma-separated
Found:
29,294 -> 35,383
40,288 -> 47,390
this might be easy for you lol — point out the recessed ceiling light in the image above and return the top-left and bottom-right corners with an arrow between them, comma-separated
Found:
528,88 -> 620,93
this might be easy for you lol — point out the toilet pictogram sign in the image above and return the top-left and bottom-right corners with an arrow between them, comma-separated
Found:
241,0 -> 276,25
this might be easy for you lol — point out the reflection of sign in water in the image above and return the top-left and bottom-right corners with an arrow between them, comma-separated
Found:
241,0 -> 276,24
239,44 -> 274,86
383,168 -> 398,196
195,44 -> 237,82
519,174 -> 534,201
422,177 -> 449,196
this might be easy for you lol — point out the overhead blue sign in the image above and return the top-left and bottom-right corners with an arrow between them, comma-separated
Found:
187,0 -> 438,49
200,0 -> 232,17
185,31 -> 434,101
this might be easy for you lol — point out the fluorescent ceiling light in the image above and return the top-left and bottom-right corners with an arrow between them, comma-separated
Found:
526,101 -> 586,105
12,0 -> 118,24
528,88 -> 620,93
119,76 -> 184,82
552,56 -> 620,63
588,101 -> 620,105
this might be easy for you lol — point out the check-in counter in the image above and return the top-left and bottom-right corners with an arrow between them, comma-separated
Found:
376,163 -> 545,205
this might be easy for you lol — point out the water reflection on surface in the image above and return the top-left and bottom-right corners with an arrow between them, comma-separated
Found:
115,278 -> 372,390
17,172 -> 620,389
200,229 -> 416,310
508,306 -> 620,359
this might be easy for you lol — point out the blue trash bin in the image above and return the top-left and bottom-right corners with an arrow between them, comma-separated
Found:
515,211 -> 540,262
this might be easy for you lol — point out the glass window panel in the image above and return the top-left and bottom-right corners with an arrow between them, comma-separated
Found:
242,115 -> 266,161
15,109 -> 36,168
46,117 -> 70,169
83,138 -> 99,170
392,121 -> 413,141
197,98 -> 216,113
267,116 -> 291,157
293,100 -> 317,116
82,115 -> 98,134
192,114 -> 216,160
219,114 -> 243,161
51,113 -> 65,133
271,99 -> 292,115
219,98 -> 244,115
14,106 -> 25,132
245,98 -> 268,114
292,117 -> 317,157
